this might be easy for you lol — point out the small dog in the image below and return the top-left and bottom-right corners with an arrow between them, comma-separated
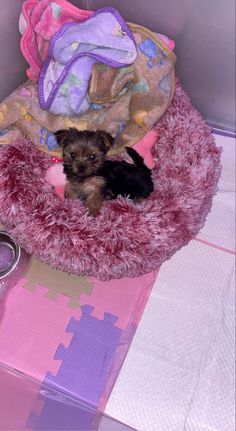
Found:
55,128 -> 154,215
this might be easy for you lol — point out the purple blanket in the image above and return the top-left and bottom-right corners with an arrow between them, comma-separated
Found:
38,7 -> 137,116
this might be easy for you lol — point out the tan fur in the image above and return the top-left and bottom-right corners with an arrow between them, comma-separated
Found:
82,177 -> 105,215
57,128 -> 153,216
56,129 -> 113,215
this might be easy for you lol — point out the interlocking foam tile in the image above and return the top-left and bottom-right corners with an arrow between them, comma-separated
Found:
26,386 -> 136,431
84,271 -> 158,410
26,391 -> 101,431
0,280 -> 81,381
0,365 -> 41,431
26,305 -> 125,430
43,305 -> 123,405
26,394 -> 137,431
0,269 -> 157,414
23,257 -> 93,308
0,253 -> 157,429
82,271 -> 157,329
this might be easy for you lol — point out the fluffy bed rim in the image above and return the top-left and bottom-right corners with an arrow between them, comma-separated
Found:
0,80 -> 221,280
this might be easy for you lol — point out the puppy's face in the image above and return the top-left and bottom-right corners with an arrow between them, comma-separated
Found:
55,128 -> 113,177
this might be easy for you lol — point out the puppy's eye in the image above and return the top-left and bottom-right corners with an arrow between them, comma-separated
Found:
70,152 -> 77,160
89,154 -> 95,160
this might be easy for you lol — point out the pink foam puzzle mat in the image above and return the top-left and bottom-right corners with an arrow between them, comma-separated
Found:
0,256 -> 157,430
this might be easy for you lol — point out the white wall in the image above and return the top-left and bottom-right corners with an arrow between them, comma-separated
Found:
78,0 -> 236,131
0,0 -> 27,102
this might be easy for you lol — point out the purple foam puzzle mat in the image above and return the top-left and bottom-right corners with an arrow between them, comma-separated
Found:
0,267 -> 156,430
43,305 -> 123,404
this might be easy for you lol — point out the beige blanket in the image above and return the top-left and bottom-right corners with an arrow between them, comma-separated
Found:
0,23 -> 176,157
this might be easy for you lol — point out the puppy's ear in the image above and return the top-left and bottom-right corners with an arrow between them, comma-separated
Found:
54,129 -> 69,147
96,131 -> 114,153
55,129 -> 76,148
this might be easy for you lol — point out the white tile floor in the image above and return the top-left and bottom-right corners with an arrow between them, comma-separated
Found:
105,134 -> 235,431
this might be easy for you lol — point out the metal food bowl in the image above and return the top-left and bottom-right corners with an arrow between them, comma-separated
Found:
0,231 -> 21,279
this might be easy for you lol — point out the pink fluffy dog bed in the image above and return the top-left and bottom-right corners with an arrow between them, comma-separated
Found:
0,81 -> 221,280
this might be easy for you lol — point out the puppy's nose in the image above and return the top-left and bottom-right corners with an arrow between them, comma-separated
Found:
78,164 -> 86,173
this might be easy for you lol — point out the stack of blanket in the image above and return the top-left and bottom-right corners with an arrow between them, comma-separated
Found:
0,0 -> 176,157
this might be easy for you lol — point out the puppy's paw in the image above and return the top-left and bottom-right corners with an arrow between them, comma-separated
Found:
86,198 -> 103,217
89,207 -> 100,217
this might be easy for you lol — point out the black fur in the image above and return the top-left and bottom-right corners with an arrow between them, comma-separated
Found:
56,128 -> 154,206
99,147 -> 154,200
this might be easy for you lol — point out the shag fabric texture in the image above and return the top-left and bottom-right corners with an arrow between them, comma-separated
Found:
0,80 -> 221,280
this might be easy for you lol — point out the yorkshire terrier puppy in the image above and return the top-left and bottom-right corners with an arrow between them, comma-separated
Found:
55,128 -> 154,215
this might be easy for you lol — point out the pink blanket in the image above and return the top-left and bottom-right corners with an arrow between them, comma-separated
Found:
19,0 -> 175,83
19,0 -> 92,81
